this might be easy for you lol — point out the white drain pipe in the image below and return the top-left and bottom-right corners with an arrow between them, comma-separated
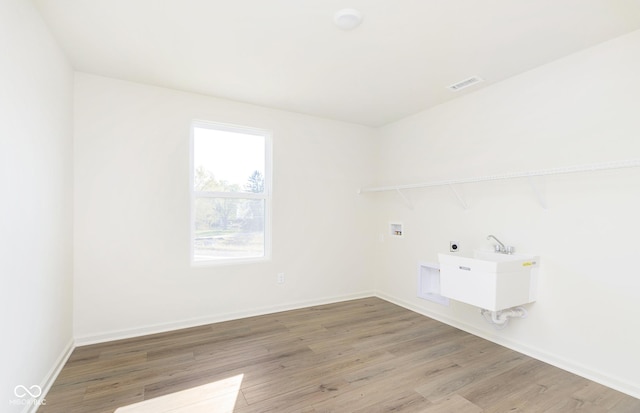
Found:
481,306 -> 527,329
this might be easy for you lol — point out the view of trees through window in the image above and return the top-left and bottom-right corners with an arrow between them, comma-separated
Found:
192,123 -> 270,262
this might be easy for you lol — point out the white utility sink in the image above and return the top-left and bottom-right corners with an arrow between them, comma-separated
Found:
438,250 -> 539,311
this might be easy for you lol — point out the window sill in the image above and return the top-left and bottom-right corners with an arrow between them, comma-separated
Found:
191,256 -> 271,267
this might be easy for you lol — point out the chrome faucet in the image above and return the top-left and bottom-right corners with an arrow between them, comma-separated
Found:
486,235 -> 514,254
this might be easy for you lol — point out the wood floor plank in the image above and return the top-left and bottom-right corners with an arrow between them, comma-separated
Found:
424,394 -> 483,413
240,348 -> 396,405
459,357 -> 551,410
573,381 -> 640,412
38,297 -> 639,412
350,390 -> 431,413
115,375 -> 246,413
310,355 -> 457,412
414,345 -> 528,400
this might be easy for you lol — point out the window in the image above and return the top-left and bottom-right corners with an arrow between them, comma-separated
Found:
190,121 -> 271,264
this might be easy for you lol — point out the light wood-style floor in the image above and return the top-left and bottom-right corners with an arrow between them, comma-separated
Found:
39,297 -> 639,412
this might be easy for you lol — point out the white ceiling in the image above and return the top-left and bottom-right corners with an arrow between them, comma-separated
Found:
34,0 -> 640,127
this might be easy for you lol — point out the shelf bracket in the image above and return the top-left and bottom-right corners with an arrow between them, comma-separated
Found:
527,176 -> 548,209
395,188 -> 414,209
448,185 -> 468,210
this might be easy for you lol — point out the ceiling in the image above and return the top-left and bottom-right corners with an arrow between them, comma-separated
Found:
34,0 -> 640,127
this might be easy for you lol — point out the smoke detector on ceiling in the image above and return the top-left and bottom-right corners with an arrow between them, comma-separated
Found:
334,9 -> 363,30
448,76 -> 484,91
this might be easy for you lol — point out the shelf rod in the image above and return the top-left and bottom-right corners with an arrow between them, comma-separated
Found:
359,159 -> 640,194
448,185 -> 468,210
527,176 -> 548,209
395,188 -> 414,209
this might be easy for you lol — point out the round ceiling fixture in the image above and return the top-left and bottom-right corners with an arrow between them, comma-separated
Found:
334,9 -> 363,30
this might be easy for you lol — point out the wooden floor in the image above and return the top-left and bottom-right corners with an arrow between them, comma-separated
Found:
39,297 -> 639,413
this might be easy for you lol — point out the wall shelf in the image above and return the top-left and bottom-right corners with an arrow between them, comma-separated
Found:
358,159 -> 640,209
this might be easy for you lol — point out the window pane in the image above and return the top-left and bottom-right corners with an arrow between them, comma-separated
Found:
193,126 -> 265,193
193,198 -> 265,261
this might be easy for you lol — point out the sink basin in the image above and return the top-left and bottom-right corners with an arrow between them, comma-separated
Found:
438,250 -> 539,311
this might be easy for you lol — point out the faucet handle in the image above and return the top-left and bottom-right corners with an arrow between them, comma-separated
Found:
494,244 -> 502,253
506,245 -> 515,254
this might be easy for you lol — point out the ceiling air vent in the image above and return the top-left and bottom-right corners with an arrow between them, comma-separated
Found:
447,76 -> 484,91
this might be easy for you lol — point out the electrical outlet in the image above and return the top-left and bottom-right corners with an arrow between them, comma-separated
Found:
277,273 -> 285,284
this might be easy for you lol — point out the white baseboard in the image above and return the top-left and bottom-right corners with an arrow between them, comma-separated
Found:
23,337 -> 75,413
375,291 -> 640,400
74,291 -> 375,346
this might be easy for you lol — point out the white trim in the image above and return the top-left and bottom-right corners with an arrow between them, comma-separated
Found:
191,255 -> 272,267
193,191 -> 265,199
375,291 -> 640,400
263,129 -> 273,260
189,120 -> 273,266
189,122 -> 196,265
191,119 -> 270,138
74,291 -> 374,346
23,338 -> 75,413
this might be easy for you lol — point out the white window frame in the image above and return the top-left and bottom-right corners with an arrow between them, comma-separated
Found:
189,120 -> 272,266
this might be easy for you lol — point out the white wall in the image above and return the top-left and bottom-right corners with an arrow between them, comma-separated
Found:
73,73 -> 378,342
374,29 -> 640,397
0,0 -> 74,410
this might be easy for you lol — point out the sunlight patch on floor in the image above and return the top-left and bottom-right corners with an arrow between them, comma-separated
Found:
115,374 -> 244,413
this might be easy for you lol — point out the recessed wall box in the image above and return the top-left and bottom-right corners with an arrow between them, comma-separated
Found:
418,262 -> 449,306
390,223 -> 403,237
